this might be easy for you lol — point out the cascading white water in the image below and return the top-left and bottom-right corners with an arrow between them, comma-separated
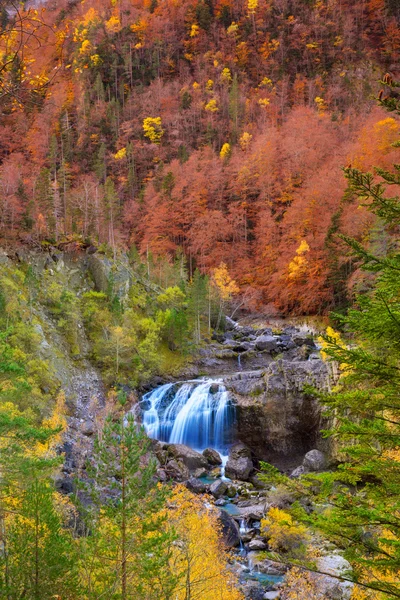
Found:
141,379 -> 235,455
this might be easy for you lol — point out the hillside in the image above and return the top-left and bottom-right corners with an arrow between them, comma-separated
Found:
1,0 -> 400,313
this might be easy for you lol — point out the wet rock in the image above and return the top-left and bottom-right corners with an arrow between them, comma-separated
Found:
303,449 -> 327,472
225,442 -> 253,481
167,444 -> 208,471
248,538 -> 268,550
186,477 -> 208,494
218,509 -> 240,547
247,554 -> 287,576
202,447 -> 222,465
226,484 -> 238,498
193,467 -> 208,478
209,479 -> 228,499
215,498 -> 226,506
255,335 -> 279,353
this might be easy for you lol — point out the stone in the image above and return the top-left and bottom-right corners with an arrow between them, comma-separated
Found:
168,444 -> 208,471
243,583 -> 265,600
186,477 -> 208,494
263,593 -> 280,600
156,468 -> 168,482
315,554 -> 353,599
225,442 -> 253,481
218,509 -> 240,547
193,467 -> 208,478
165,459 -> 190,481
237,503 -> 266,520
226,484 -> 238,498
255,335 -> 279,353
289,465 -> 307,478
209,479 -> 228,499
55,476 -> 73,494
215,498 -> 226,506
303,449 -> 327,472
202,447 -> 222,465
248,538 -> 268,550
292,333 -> 316,348
81,419 -> 95,436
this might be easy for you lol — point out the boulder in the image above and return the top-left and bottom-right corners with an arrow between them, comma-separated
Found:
263,593 -> 280,600
243,583 -> 265,600
292,333 -> 316,348
246,553 -> 287,575
193,467 -> 208,478
168,444 -> 208,471
303,449 -> 326,472
202,448 -> 222,465
165,459 -> 190,481
315,554 -> 353,599
248,538 -> 268,551
209,479 -> 228,499
186,477 -> 208,494
255,335 -> 279,353
237,503 -> 266,520
225,442 -> 253,481
218,509 -> 240,547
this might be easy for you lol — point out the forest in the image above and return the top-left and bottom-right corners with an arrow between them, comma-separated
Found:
1,0 -> 400,599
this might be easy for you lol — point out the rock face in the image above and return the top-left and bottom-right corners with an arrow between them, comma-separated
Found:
225,359 -> 330,462
225,442 -> 253,480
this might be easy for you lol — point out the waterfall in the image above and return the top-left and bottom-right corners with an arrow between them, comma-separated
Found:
141,379 -> 235,454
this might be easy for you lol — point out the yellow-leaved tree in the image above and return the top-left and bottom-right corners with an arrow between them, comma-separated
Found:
168,485 -> 244,600
220,143 -> 231,161
212,262 -> 240,301
287,239 -> 310,281
212,262 -> 240,329
143,117 -> 164,143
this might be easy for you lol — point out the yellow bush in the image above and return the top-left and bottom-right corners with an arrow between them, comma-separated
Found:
261,507 -> 309,556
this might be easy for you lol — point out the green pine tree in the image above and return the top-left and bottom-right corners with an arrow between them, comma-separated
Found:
80,407 -> 178,600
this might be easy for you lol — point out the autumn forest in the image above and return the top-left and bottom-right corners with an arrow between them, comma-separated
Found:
1,0 -> 399,313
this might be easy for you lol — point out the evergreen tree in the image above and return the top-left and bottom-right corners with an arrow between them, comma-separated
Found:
4,480 -> 79,600
279,78 -> 400,598
80,407 -> 177,600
